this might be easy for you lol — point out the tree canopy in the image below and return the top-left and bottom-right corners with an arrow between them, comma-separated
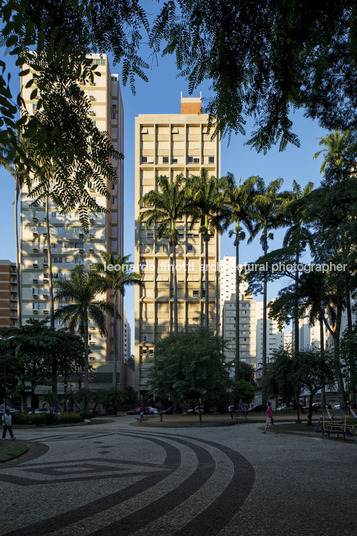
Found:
149,328 -> 230,413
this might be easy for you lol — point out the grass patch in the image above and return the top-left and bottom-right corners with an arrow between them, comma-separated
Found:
0,441 -> 28,463
276,422 -> 317,433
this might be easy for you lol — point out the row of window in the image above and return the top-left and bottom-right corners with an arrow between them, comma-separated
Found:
141,127 -> 212,135
141,156 -> 214,164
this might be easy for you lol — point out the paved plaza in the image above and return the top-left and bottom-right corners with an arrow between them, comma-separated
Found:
0,417 -> 356,536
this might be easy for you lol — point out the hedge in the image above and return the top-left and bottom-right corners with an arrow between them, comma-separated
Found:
12,412 -> 84,426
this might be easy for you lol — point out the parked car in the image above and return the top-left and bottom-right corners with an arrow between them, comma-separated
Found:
248,404 -> 264,412
147,406 -> 159,414
333,404 -> 341,410
186,406 -> 203,414
34,408 -> 50,414
127,406 -> 158,415
276,404 -> 294,411
0,404 -> 19,414
161,407 -> 174,414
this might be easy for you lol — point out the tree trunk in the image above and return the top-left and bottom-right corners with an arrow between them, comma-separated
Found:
215,235 -> 220,334
235,233 -> 240,380
84,318 -> 89,391
308,393 -> 314,426
45,196 -> 57,401
294,251 -> 299,355
112,288 -> 118,415
204,234 -> 209,330
262,232 -> 268,406
14,169 -> 22,327
320,316 -> 326,408
333,302 -> 346,407
173,242 -> 178,333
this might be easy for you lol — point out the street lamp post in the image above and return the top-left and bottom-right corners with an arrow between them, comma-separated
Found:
1,336 -> 15,410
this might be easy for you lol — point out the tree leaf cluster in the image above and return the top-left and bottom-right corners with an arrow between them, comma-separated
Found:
148,328 -> 230,408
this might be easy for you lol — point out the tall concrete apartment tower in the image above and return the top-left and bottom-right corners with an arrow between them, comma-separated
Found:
134,96 -> 221,397
20,54 -> 125,384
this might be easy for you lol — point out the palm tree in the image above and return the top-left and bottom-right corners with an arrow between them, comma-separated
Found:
186,169 -> 225,330
222,174 -> 257,379
53,265 -> 113,390
282,180 -> 314,356
138,174 -> 192,333
0,134 -> 32,328
93,253 -> 142,394
313,130 -> 354,177
249,177 -> 286,384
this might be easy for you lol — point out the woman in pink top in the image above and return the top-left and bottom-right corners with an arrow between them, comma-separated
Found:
262,402 -> 277,433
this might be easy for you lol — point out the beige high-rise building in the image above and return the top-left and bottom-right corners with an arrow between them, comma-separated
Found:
134,96 -> 221,397
20,54 -> 125,385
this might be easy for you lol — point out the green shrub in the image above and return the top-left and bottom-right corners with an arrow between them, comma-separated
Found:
13,412 -> 84,426
57,412 -> 82,424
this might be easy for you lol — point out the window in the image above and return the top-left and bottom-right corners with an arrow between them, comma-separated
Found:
162,156 -> 169,163
208,156 -> 215,163
147,232 -> 154,239
186,244 -> 193,253
51,212 -> 56,217
112,112 -> 117,119
193,290 -> 199,297
141,156 -> 147,163
53,257 -> 62,264
171,158 -> 178,164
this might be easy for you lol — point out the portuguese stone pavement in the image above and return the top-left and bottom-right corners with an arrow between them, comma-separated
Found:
0,417 -> 356,536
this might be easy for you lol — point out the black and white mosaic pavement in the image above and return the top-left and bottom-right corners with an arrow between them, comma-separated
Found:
0,418 -> 356,536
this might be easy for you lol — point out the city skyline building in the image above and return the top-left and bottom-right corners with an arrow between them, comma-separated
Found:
0,260 -> 18,327
220,255 -> 249,329
134,95 -> 221,397
255,301 -> 284,366
19,54 -> 125,385
222,293 -> 257,372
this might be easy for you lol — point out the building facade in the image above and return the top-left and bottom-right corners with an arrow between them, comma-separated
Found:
255,301 -> 284,366
220,256 -> 249,328
20,54 -> 124,385
0,260 -> 18,327
222,293 -> 257,372
134,96 -> 221,396
123,311 -> 131,362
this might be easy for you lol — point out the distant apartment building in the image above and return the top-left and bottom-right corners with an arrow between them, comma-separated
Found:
20,54 -> 125,384
222,293 -> 257,372
255,301 -> 284,366
220,255 -> 249,328
0,260 -> 18,327
123,311 -> 131,362
134,95 -> 221,397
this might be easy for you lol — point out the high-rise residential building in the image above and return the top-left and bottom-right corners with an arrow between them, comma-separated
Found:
220,255 -> 249,328
222,293 -> 257,372
20,54 -> 124,384
255,301 -> 284,366
123,311 -> 131,362
134,95 -> 221,397
0,260 -> 18,327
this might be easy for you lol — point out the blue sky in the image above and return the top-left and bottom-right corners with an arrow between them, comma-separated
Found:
0,46 -> 329,346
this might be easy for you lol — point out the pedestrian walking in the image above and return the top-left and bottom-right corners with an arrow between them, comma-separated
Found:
262,402 -> 277,434
228,403 -> 234,419
2,409 -> 16,440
